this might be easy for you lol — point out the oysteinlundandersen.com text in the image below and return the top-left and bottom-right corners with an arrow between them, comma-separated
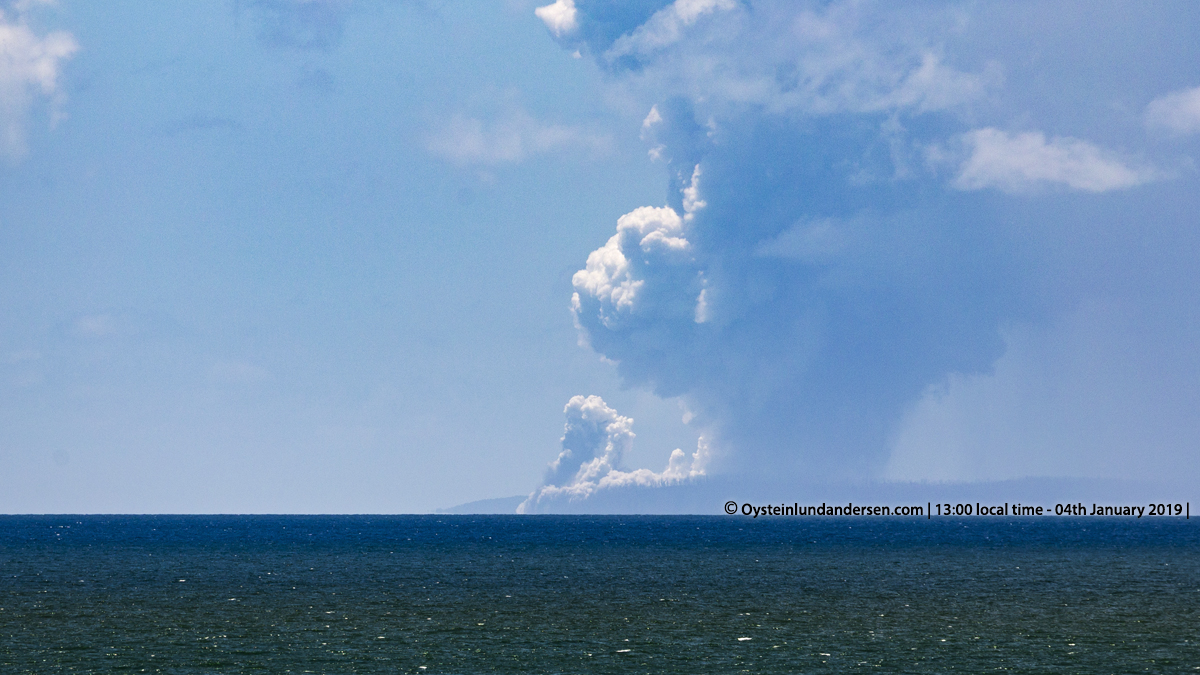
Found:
729,502 -> 924,517
726,501 -> 1190,518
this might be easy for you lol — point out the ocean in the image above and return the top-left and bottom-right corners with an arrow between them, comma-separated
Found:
2,515 -> 1197,673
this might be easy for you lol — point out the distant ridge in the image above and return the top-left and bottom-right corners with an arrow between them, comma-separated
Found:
434,477 -> 1192,515
436,495 -> 526,514
502,477 -> 1193,515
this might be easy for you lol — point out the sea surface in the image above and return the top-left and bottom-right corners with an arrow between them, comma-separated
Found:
1,515 -> 1197,673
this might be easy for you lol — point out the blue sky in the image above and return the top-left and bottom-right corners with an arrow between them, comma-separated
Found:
3,0 -> 1199,513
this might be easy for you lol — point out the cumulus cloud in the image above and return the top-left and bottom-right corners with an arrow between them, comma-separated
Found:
950,128 -> 1154,193
572,206 -> 682,314
571,166 -> 703,320
570,161 -> 707,330
426,103 -> 610,166
517,395 -> 708,513
0,4 -> 78,159
1145,85 -> 1200,136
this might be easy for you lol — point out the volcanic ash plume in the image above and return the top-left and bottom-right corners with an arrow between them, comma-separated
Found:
518,395 -> 708,514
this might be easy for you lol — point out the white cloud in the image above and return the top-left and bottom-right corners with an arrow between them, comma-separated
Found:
639,104 -> 668,161
597,1 -> 997,117
608,0 -> 737,58
679,163 -> 705,219
951,128 -> 1153,193
879,52 -> 996,114
0,6 -> 78,159
571,166 -> 703,325
693,287 -> 710,324
775,9 -> 998,116
517,395 -> 709,513
426,105 -> 610,165
1145,86 -> 1200,136
641,104 -> 663,132
572,199 -> 696,327
534,0 -> 578,38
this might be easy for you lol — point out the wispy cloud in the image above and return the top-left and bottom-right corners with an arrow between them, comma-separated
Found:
754,217 -> 849,262
606,0 -> 737,58
545,0 -> 998,117
426,101 -> 611,166
1145,85 -> 1200,136
0,4 -> 78,159
950,128 -> 1155,193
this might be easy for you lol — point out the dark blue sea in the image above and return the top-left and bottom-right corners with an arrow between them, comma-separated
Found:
2,515 -> 1197,673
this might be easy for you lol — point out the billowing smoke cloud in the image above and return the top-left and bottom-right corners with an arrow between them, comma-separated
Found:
0,3 -> 78,159
525,0 -> 1200,504
518,395 -> 708,513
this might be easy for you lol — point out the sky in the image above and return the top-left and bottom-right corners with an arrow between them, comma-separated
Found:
2,0 -> 1199,513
